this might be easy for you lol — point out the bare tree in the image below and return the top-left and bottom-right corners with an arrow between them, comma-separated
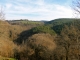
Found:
0,6 -> 5,20
72,0 -> 80,17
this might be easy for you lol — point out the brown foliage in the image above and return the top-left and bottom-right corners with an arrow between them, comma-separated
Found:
27,33 -> 56,51
0,20 -> 34,58
0,39 -> 15,57
54,25 -> 80,60
15,33 -> 56,60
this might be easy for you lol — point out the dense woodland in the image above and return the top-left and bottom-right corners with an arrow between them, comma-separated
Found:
0,18 -> 80,60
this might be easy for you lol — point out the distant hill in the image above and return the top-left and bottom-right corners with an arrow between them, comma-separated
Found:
45,18 -> 80,34
46,18 -> 80,25
6,20 -> 44,26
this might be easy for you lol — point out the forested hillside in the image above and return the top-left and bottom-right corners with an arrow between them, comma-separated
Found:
0,18 -> 80,60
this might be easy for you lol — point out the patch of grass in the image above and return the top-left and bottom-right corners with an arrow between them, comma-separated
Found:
0,56 -> 16,60
9,58 -> 16,60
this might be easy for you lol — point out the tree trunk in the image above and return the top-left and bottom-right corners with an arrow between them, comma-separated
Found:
66,50 -> 68,60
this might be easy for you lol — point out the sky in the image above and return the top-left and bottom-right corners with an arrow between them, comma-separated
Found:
0,0 -> 73,21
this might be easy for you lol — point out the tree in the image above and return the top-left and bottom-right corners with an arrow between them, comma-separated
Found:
17,33 -> 56,60
72,0 -> 80,17
56,25 -> 80,60
0,6 -> 5,20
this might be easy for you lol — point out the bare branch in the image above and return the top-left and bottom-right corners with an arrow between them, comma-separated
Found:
72,0 -> 80,14
0,6 -> 5,20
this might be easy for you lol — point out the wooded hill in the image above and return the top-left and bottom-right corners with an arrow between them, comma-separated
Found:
0,18 -> 80,60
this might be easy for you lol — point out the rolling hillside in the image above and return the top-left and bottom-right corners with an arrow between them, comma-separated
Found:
14,18 -> 80,44
0,18 -> 80,60
45,18 -> 80,34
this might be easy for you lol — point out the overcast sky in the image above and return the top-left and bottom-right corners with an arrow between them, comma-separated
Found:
0,0 -> 73,21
